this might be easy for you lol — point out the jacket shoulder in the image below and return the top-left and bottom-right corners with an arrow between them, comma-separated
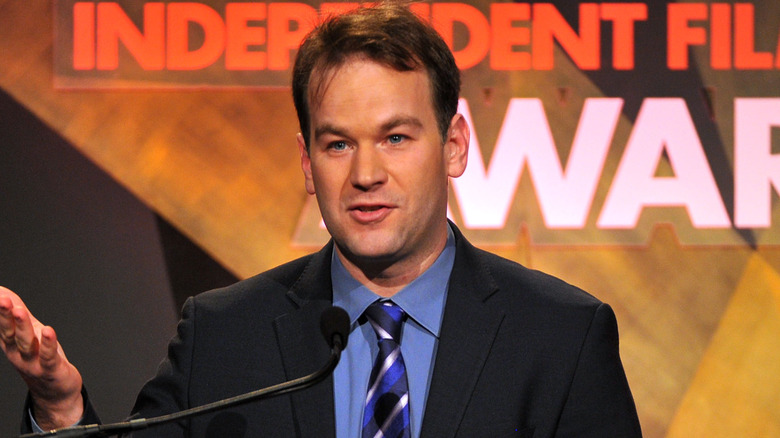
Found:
467,243 -> 602,310
190,251 -> 321,312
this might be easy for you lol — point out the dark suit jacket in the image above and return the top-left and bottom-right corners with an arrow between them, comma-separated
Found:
26,225 -> 641,437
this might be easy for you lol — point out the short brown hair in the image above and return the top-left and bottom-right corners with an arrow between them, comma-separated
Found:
292,2 -> 461,149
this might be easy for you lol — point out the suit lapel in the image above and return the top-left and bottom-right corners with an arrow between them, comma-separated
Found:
274,243 -> 337,438
271,229 -> 504,438
420,227 -> 505,438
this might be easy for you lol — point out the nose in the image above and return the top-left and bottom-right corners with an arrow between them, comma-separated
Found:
350,144 -> 388,191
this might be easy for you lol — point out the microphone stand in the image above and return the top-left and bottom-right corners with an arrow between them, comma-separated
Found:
22,336 -> 345,438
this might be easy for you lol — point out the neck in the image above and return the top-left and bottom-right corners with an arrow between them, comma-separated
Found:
335,233 -> 448,298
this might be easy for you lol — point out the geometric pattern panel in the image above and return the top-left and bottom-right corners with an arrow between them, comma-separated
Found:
666,254 -> 780,438
1,2 -> 779,437
0,88 -> 178,438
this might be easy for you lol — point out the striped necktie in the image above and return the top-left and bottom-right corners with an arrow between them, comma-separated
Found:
362,301 -> 411,438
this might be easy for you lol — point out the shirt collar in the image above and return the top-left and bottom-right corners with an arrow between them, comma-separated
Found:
331,224 -> 456,337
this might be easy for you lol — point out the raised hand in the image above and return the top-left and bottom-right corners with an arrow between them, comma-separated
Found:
0,286 -> 84,430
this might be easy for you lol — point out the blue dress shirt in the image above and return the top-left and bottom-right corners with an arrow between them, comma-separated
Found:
332,227 -> 456,438
30,229 -> 455,436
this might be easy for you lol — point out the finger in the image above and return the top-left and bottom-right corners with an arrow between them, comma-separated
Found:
39,326 -> 61,371
11,306 -> 40,359
0,296 -> 15,344
0,286 -> 28,310
0,295 -> 12,311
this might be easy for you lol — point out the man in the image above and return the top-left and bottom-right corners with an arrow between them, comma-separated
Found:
1,3 -> 641,437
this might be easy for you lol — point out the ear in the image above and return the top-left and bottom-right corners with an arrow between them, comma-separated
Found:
298,133 -> 316,195
444,114 -> 469,178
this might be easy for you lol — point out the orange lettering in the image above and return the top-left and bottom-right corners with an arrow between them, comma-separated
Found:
431,3 -> 489,70
167,3 -> 224,70
601,3 -> 647,70
408,3 -> 430,21
96,2 -> 164,70
319,3 -> 361,19
734,3 -> 773,69
710,3 -> 731,69
225,3 -> 267,70
267,3 -> 317,71
667,3 -> 707,70
73,2 -> 95,70
490,3 -> 531,70
533,3 -> 600,70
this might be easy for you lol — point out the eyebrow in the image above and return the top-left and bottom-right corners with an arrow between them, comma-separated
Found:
313,116 -> 424,141
380,116 -> 424,133
313,123 -> 349,141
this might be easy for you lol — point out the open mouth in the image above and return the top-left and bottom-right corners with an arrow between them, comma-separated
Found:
357,206 -> 383,212
350,204 -> 392,223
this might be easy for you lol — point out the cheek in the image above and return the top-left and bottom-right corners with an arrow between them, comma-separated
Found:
413,150 -> 448,183
419,155 -> 450,199
311,167 -> 344,204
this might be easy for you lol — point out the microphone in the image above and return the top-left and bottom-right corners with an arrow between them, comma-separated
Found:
22,306 -> 351,438
320,305 -> 350,350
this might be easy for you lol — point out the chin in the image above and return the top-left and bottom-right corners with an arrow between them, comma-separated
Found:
340,236 -> 401,261
349,242 -> 399,260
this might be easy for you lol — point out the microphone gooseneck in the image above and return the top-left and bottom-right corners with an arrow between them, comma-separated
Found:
22,306 -> 350,438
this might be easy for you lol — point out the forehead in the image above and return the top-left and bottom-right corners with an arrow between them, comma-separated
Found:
308,58 -> 435,126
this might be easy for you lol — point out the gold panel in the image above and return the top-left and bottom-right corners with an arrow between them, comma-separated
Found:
2,1 -> 779,436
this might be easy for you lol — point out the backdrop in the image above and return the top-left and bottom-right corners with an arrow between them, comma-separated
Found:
1,1 -> 778,437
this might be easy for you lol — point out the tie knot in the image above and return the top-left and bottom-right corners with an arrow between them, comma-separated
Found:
365,301 -> 405,343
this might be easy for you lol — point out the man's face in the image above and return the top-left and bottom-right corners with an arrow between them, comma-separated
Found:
298,58 -> 468,277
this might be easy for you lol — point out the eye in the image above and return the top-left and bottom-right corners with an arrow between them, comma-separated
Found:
388,134 -> 406,145
328,140 -> 348,151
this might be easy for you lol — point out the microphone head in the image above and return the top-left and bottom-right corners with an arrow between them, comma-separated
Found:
320,306 -> 350,350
